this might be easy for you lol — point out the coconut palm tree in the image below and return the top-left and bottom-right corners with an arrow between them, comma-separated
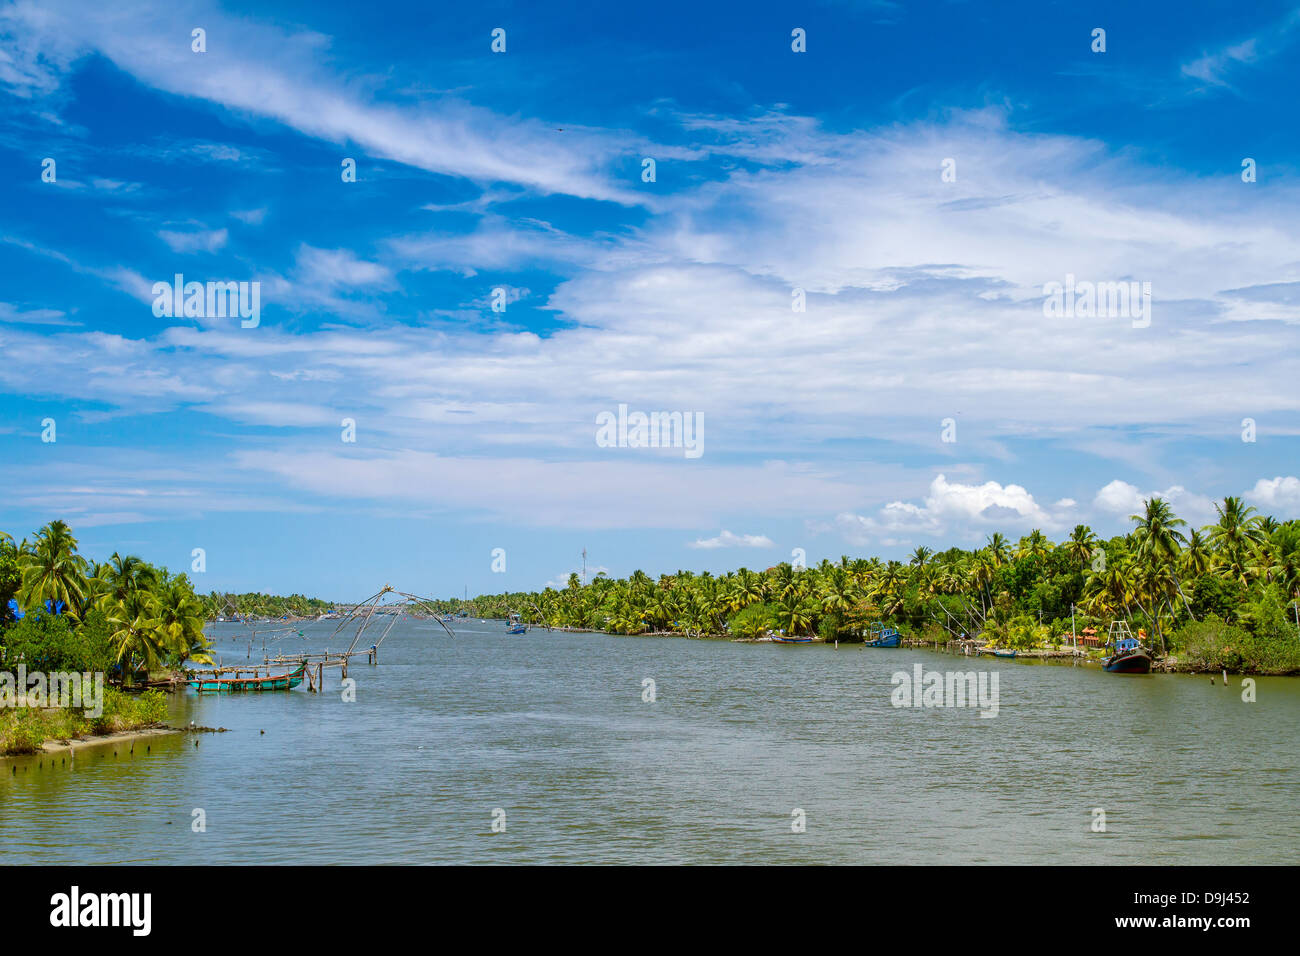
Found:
772,590 -> 816,636
154,581 -> 214,665
1205,497 -> 1268,574
1063,524 -> 1098,568
1181,528 -> 1212,579
986,533 -> 1011,567
100,552 -> 159,603
17,520 -> 88,617
1016,529 -> 1052,562
106,590 -> 164,685
1130,497 -> 1187,566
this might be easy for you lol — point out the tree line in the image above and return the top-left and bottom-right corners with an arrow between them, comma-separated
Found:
1,521 -> 212,682
451,497 -> 1300,672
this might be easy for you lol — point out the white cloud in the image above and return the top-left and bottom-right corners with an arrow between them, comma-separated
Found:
0,302 -> 77,326
1093,480 -> 1216,526
1093,480 -> 1145,515
230,208 -> 267,225
687,530 -> 775,550
1245,476 -> 1300,515
232,449 -> 869,530
0,0 -> 643,203
836,473 -> 1064,546
158,227 -> 228,254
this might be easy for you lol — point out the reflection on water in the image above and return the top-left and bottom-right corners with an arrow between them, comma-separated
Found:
3,619 -> 1298,864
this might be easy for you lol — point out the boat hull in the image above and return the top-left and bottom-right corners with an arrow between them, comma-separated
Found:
191,663 -> 307,693
770,636 -> 813,644
506,625 -> 527,634
1103,651 -> 1152,674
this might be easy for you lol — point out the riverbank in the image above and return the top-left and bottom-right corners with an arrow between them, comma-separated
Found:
0,689 -> 170,756
33,725 -> 180,756
525,624 -> 1300,675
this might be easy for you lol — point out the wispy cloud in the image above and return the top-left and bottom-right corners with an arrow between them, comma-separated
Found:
688,530 -> 775,549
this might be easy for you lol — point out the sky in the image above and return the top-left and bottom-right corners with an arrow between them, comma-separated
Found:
1,0 -> 1299,601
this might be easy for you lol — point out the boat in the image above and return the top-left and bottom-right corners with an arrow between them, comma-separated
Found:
506,612 -> 527,635
769,629 -> 813,643
190,661 -> 307,693
1102,622 -> 1153,674
862,622 -> 901,647
989,648 -> 1017,658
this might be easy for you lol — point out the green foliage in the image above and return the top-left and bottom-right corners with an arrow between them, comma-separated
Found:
0,536 -> 20,619
988,614 -> 1051,650
728,603 -> 774,640
1173,609 -> 1300,675
90,688 -> 169,734
1190,574 -> 1243,622
1,609 -> 113,673
201,591 -> 334,620
0,688 -> 169,755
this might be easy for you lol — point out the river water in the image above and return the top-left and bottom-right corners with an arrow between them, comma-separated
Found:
2,618 -> 1297,864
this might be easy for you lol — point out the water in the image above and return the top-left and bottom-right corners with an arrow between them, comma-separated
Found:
2,619 -> 1297,864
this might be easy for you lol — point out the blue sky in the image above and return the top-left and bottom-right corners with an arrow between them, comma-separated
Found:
2,0 -> 1300,600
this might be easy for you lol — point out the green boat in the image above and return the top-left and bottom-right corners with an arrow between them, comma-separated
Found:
190,662 -> 307,693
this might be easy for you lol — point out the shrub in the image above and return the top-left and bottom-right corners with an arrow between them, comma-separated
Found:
1173,612 -> 1300,675
1,609 -> 113,673
728,603 -> 774,640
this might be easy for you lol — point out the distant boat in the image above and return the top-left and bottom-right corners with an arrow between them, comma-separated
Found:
770,632 -> 813,644
190,662 -> 307,693
1103,622 -> 1153,674
507,612 -> 527,635
989,648 -> 1017,658
863,622 -> 901,647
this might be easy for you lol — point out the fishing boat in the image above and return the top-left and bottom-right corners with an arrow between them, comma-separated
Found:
862,622 -> 901,647
190,661 -> 307,693
770,632 -> 814,644
988,648 -> 1017,658
506,612 -> 527,635
1102,621 -> 1153,674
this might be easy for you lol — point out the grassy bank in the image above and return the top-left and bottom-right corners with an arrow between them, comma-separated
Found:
0,688 -> 169,755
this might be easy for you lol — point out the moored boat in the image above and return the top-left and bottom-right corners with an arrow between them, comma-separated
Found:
190,662 -> 307,693
506,611 -> 527,634
863,622 -> 901,647
1102,622 -> 1153,674
769,632 -> 814,644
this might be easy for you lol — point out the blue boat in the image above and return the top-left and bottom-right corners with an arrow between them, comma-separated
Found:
863,622 -> 901,647
506,612 -> 527,635
770,632 -> 814,644
1103,622 -> 1152,673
